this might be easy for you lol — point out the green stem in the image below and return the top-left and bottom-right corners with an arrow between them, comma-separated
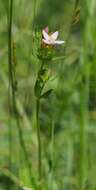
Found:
8,0 -> 13,83
79,1 -> 90,187
8,0 -> 37,188
79,87 -> 87,190
8,0 -> 13,187
38,60 -> 44,76
51,121 -> 55,190
79,62 -> 89,190
36,98 -> 42,183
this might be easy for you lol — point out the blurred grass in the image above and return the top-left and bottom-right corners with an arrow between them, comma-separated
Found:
0,0 -> 96,190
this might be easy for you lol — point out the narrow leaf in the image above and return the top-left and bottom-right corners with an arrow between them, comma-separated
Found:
41,89 -> 53,99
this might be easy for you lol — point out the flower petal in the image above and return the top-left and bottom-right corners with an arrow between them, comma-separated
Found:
42,30 -> 50,40
42,39 -> 51,44
54,40 -> 65,44
42,39 -> 55,45
44,26 -> 49,33
51,31 -> 59,40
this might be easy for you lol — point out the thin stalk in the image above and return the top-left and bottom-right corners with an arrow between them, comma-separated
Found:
79,58 -> 89,190
50,121 -> 55,190
8,0 -> 13,188
12,100 -> 37,189
60,0 -> 80,38
8,0 -> 37,188
79,0 -> 90,188
79,86 -> 87,190
36,98 -> 42,183
38,60 -> 44,75
8,0 -> 13,85
0,168 -> 25,189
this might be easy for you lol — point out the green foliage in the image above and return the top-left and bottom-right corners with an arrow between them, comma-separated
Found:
38,48 -> 53,61
0,0 -> 96,190
41,89 -> 53,99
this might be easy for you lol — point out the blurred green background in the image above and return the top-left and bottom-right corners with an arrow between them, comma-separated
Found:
0,0 -> 96,190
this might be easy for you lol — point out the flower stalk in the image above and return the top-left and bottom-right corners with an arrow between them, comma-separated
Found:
8,0 -> 14,180
34,58 -> 51,187
36,97 -> 42,181
34,27 -> 65,188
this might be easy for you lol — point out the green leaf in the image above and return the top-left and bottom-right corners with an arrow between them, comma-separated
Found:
41,89 -> 53,99
34,79 -> 43,98
39,68 -> 50,82
38,48 -> 53,61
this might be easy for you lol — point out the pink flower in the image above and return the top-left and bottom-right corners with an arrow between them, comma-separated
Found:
42,27 -> 65,45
